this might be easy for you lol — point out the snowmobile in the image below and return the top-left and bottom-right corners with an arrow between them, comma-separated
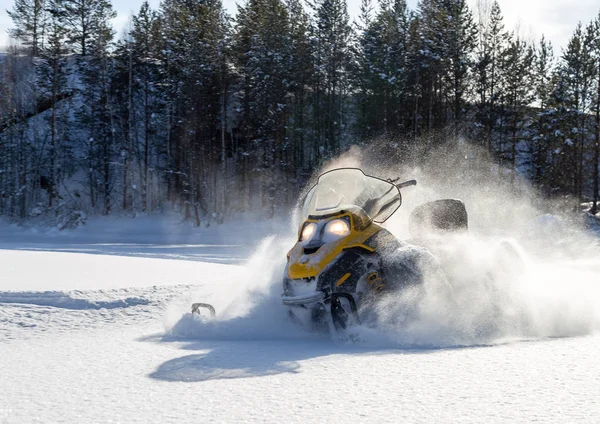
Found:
279,167 -> 466,333
192,167 -> 467,333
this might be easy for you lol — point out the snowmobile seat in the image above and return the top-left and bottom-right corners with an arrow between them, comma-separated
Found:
409,199 -> 468,238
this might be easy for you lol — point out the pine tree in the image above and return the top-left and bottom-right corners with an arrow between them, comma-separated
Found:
131,1 -> 161,211
110,38 -> 134,211
352,0 -> 377,139
531,36 -> 555,189
7,0 -> 47,56
157,0 -> 188,208
443,0 -> 477,134
159,0 -> 230,224
63,0 -> 114,57
473,0 -> 510,152
67,0 -> 116,214
311,0 -> 352,156
234,0 -> 295,215
535,36 -> 555,110
112,1 -> 163,212
370,0 -> 411,135
588,14 -> 600,213
0,49 -> 37,218
542,71 -> 579,195
414,0 -> 476,135
36,2 -> 72,209
558,23 -> 596,200
286,0 -> 314,182
404,9 -> 424,139
499,34 -> 535,182
415,0 -> 447,131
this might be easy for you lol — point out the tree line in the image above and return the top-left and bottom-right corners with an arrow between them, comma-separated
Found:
1,0 -> 600,226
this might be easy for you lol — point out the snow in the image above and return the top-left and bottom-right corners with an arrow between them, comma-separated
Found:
3,329 -> 600,423
0,250 -> 238,292
2,212 -> 600,423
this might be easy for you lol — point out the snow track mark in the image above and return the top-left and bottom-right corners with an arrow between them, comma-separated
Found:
0,291 -> 150,310
0,285 -> 193,342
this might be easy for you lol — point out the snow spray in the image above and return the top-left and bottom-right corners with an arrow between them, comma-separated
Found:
337,139 -> 600,347
167,234 -> 317,341
169,137 -> 600,347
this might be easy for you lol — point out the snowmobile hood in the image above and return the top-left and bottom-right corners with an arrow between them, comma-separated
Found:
287,212 -> 382,280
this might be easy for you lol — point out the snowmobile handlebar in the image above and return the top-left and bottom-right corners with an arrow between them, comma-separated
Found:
369,179 -> 417,222
396,179 -> 417,190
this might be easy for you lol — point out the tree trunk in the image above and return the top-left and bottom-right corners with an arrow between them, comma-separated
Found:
592,72 -> 600,214
49,68 -> 57,209
143,74 -> 150,211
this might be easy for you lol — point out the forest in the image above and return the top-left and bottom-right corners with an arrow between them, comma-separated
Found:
1,0 -> 600,226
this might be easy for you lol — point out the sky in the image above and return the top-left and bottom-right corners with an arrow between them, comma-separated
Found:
0,0 -> 599,53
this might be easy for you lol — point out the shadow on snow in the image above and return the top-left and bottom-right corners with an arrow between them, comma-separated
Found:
143,332 -> 495,383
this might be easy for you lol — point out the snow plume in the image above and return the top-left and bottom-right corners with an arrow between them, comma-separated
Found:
167,234 -> 316,341
169,136 -> 600,347
334,137 -> 600,346
355,233 -> 600,347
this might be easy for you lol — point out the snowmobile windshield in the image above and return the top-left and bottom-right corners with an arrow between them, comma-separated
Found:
301,168 -> 401,223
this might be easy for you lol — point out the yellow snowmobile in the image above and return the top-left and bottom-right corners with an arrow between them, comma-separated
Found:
192,168 -> 467,333
281,168 -> 465,333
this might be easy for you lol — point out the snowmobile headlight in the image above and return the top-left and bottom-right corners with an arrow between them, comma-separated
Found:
300,222 -> 318,241
324,218 -> 350,241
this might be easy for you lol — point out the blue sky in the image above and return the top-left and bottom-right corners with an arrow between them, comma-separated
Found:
1,0 -> 599,53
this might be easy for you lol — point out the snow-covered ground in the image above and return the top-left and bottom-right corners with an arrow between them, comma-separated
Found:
2,212 -> 600,423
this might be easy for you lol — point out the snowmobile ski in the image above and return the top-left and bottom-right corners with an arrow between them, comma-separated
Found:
191,302 -> 216,317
